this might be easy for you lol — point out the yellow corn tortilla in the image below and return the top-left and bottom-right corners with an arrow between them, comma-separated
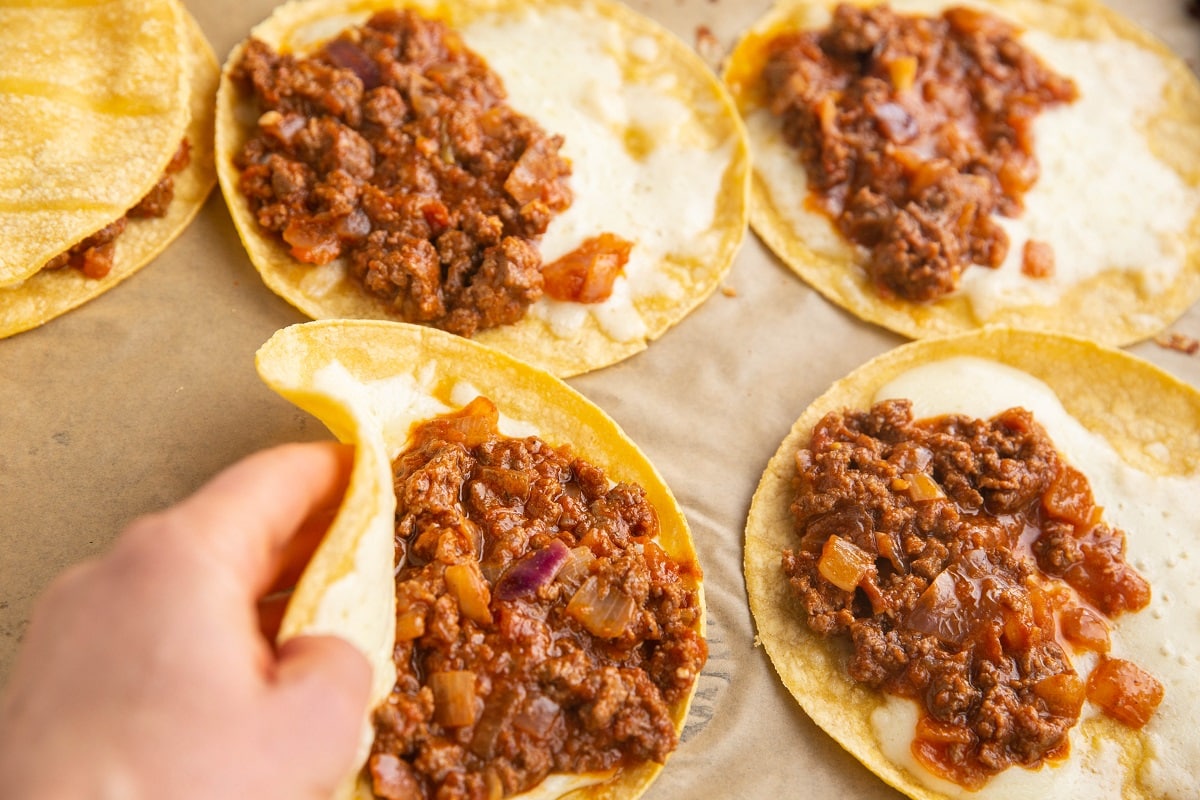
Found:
0,6 -> 219,339
723,0 -> 1200,345
256,319 -> 706,800
744,326 -> 1200,800
219,0 -> 750,377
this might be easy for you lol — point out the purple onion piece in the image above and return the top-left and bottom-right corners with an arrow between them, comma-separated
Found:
323,39 -> 381,90
494,539 -> 571,601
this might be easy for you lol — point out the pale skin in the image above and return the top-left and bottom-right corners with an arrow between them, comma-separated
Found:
0,442 -> 378,799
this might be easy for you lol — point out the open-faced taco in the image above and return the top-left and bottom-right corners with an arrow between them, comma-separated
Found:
219,0 -> 750,377
256,319 -> 707,799
745,327 -> 1200,798
0,0 -> 219,338
723,0 -> 1200,345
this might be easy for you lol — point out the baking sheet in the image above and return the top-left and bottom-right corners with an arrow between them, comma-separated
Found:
1,1 -> 1197,797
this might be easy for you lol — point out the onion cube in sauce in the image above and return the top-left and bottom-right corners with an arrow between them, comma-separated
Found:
1086,657 -> 1164,729
785,399 -> 1159,788
373,397 -> 705,798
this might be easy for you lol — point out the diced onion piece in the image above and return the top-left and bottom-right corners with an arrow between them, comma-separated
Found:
394,604 -> 426,641
439,397 -> 499,447
445,561 -> 493,626
475,465 -> 531,499
555,545 -> 596,589
1086,657 -> 1163,729
1059,604 -> 1110,653
1034,673 -> 1086,718
915,716 -> 972,745
887,55 -> 918,92
323,38 -> 381,89
369,753 -> 421,800
283,216 -> 340,264
505,135 -> 564,205
1043,464 -> 1099,528
818,534 -> 874,592
513,694 -> 561,737
905,472 -> 945,502
495,539 -> 571,601
566,575 -> 636,638
429,670 -> 478,728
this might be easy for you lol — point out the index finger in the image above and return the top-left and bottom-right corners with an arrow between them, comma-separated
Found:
151,441 -> 355,600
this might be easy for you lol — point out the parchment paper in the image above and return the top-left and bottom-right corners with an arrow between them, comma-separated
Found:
1,1 -> 1197,797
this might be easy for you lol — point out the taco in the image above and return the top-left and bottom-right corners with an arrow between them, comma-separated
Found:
723,0 -> 1200,345
218,0 -> 750,377
0,0 -> 219,338
256,319 -> 707,800
745,328 -> 1200,799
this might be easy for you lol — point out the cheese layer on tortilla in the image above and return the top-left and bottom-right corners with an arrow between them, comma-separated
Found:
220,0 -> 749,377
744,328 -> 1200,800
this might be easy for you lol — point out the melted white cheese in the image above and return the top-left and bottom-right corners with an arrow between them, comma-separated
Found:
461,6 -> 734,342
960,34 -> 1198,317
867,357 -> 1200,799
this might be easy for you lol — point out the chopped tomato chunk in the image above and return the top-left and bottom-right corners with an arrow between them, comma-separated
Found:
542,232 -> 632,303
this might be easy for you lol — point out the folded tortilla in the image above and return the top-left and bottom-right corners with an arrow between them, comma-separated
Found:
0,0 -> 218,338
256,319 -> 706,799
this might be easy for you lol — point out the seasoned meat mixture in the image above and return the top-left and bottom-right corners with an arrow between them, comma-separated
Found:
43,139 -> 191,279
370,397 -> 706,799
762,4 -> 1077,301
785,399 -> 1161,788
230,10 -> 629,337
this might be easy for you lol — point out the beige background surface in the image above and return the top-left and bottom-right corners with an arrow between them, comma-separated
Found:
1,1 -> 1197,797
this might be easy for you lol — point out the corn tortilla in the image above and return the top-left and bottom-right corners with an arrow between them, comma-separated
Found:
219,0 -> 750,377
744,327 -> 1200,799
0,6 -> 219,339
723,0 -> 1200,345
256,319 -> 706,800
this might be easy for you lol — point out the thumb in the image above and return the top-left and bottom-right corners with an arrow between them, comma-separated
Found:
270,635 -> 374,792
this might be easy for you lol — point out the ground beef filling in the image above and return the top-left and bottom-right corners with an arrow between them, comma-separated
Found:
43,139 -> 191,279
761,4 -> 1078,302
785,399 -> 1161,789
370,397 -> 706,800
230,10 -> 629,337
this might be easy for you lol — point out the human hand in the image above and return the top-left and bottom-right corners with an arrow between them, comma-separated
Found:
0,442 -> 372,800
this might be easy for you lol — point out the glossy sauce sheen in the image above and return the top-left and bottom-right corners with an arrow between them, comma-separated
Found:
761,3 -> 1077,302
869,358 -> 1200,798
784,398 -> 1158,788
231,10 -> 629,338
369,397 -> 705,799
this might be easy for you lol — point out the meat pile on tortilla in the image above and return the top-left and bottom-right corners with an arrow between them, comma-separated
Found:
256,319 -> 707,800
723,0 -> 1200,345
745,327 -> 1200,799
217,0 -> 750,377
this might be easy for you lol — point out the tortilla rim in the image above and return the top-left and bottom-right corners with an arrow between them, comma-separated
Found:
722,0 -> 1200,346
743,325 -> 1200,800
256,318 -> 707,800
0,6 -> 219,339
217,0 -> 751,377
